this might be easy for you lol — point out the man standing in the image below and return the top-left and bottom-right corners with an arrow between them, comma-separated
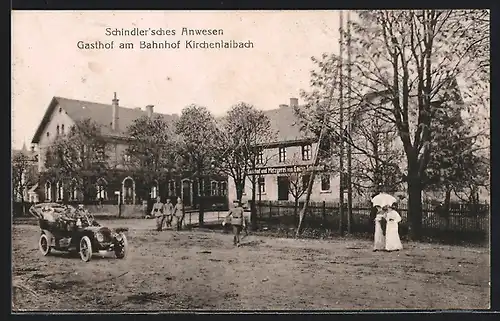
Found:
223,201 -> 246,247
172,197 -> 184,231
163,198 -> 174,229
151,196 -> 165,231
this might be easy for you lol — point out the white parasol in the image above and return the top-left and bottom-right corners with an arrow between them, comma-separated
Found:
371,193 -> 398,208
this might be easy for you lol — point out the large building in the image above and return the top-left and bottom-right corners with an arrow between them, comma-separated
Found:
30,93 -> 228,208
228,98 -> 342,204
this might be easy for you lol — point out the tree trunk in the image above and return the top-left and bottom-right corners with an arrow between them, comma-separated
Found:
235,180 -> 244,204
21,192 -> 25,215
407,174 -> 423,241
444,187 -> 451,228
199,177 -> 205,227
294,198 -> 299,220
250,178 -> 257,231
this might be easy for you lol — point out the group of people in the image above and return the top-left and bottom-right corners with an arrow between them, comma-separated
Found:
150,196 -> 185,231
150,194 -> 403,251
372,203 -> 403,252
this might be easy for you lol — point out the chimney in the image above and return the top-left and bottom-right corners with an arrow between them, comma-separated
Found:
279,104 -> 288,109
290,97 -> 298,108
112,92 -> 119,131
146,105 -> 154,118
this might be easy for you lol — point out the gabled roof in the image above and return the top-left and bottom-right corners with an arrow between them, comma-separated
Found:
31,96 -> 314,146
31,96 -> 179,144
262,106 -> 314,143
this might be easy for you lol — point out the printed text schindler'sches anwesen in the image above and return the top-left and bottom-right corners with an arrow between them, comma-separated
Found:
76,27 -> 255,50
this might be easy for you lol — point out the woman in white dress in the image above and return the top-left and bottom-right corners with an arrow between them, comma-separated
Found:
384,205 -> 403,251
373,206 -> 386,251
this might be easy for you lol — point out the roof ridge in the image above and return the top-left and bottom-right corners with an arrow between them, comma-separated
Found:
54,96 -> 177,117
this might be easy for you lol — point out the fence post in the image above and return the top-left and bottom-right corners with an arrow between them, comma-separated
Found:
277,201 -> 280,216
269,201 -> 272,219
322,201 -> 326,227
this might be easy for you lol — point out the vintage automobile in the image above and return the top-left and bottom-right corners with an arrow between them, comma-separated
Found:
29,203 -> 129,262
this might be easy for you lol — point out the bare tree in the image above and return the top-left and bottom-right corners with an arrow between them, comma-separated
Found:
284,156 -> 311,218
297,10 -> 489,240
175,104 -> 220,227
126,114 -> 178,199
216,102 -> 275,230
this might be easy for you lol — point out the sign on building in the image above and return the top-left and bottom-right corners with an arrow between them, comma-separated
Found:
248,164 -> 327,176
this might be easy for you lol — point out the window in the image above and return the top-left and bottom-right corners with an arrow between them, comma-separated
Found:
256,148 -> 264,164
278,147 -> 286,163
123,153 -> 131,163
218,181 -> 227,196
168,180 -> 176,196
96,185 -> 107,200
96,144 -> 105,161
321,174 -> 331,191
46,132 -> 50,138
150,185 -> 158,199
59,107 -> 62,113
302,144 -> 312,161
211,181 -> 218,196
56,181 -> 64,201
198,179 -> 204,196
258,177 -> 265,194
302,174 -> 311,191
45,182 -> 51,201
70,184 -> 78,200
56,125 -> 60,136
96,178 -> 108,201
61,124 -> 65,134
122,177 -> 134,204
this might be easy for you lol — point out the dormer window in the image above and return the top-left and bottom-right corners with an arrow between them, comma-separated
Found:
59,107 -> 62,113
46,132 -> 50,138
61,124 -> 65,134
56,125 -> 60,135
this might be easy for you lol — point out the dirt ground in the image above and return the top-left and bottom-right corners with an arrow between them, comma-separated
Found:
12,219 -> 490,311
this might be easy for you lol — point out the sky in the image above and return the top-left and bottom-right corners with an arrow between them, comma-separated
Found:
11,10 -> 344,150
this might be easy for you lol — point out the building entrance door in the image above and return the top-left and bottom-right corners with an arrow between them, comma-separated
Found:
277,176 -> 290,201
181,179 -> 192,207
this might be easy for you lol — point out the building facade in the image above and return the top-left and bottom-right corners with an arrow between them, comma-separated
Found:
31,93 -> 228,208
227,98 -> 341,204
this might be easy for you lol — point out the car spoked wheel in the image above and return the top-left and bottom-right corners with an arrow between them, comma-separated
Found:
79,236 -> 93,262
114,233 -> 128,259
39,234 -> 51,256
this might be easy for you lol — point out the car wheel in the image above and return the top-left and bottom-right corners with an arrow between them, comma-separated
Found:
79,236 -> 93,262
39,234 -> 51,256
115,233 -> 128,259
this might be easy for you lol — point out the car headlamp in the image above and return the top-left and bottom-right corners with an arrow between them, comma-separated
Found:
96,232 -> 104,243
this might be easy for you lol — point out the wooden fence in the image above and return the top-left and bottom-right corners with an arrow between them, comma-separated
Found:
251,200 -> 489,244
